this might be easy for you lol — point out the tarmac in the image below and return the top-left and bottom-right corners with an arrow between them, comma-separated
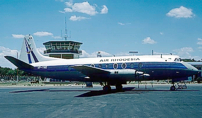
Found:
0,84 -> 202,118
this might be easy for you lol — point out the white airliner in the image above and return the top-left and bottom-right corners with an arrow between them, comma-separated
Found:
5,35 -> 198,91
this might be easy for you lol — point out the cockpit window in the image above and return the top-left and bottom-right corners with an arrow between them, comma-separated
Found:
174,58 -> 181,62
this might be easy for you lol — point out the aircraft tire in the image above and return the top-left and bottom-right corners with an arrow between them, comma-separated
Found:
170,86 -> 176,91
103,85 -> 111,92
116,84 -> 123,91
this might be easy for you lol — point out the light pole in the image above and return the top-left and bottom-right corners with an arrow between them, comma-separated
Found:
17,52 -> 18,82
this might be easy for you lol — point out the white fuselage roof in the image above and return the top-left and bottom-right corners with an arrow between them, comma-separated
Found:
31,55 -> 180,67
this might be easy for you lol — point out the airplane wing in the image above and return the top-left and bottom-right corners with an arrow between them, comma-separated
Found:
72,65 -> 110,77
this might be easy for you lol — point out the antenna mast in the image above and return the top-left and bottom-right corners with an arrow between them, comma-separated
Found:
64,17 -> 68,41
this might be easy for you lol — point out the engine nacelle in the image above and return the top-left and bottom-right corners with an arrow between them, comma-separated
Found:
106,69 -> 150,80
108,69 -> 136,75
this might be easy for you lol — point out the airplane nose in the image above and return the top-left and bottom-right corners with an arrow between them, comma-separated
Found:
182,62 -> 199,74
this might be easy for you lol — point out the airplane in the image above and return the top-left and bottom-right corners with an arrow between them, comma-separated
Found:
5,35 -> 199,91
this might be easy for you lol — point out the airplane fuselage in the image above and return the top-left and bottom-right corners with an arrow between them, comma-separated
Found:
23,56 -> 198,83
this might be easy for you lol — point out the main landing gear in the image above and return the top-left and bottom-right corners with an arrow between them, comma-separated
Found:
100,82 -> 123,92
103,85 -> 111,92
100,82 -> 111,92
116,84 -> 123,92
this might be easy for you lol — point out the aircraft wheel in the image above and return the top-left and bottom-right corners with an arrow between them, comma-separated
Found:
103,85 -> 111,92
170,86 -> 176,91
116,84 -> 123,91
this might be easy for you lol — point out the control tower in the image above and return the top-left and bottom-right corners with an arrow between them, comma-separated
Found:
43,18 -> 82,59
43,41 -> 82,59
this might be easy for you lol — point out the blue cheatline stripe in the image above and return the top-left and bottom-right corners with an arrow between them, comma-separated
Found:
28,53 -> 32,64
25,39 -> 39,63
34,62 -> 187,72
25,40 -> 32,64
30,51 -> 39,62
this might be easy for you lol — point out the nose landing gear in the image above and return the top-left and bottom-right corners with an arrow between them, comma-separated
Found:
170,81 -> 188,91
170,82 -> 176,91
170,85 -> 176,91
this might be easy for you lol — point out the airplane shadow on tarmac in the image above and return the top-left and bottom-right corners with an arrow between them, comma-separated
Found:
75,88 -> 199,97
9,87 -> 199,97
76,87 -> 135,97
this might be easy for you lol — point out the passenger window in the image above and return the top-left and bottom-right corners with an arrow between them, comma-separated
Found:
113,63 -> 118,69
122,63 -> 127,69
98,64 -> 102,68
130,63 -> 134,68
106,64 -> 109,69
138,63 -> 143,68
68,66 -> 71,71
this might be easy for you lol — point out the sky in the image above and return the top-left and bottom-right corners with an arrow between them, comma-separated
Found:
1,0 -> 202,68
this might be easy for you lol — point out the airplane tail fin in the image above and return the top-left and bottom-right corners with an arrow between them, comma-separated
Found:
19,35 -> 57,64
5,56 -> 34,70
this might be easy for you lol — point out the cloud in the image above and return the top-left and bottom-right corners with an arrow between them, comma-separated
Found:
118,22 -> 125,25
101,5 -> 108,14
197,38 -> 202,45
173,47 -> 194,58
65,1 -> 73,7
166,6 -> 195,18
64,8 -> 73,12
59,11 -> 65,13
33,32 -> 53,37
62,1 -> 98,16
198,47 -> 202,51
70,15 -> 89,21
142,37 -> 157,44
173,47 -> 201,60
33,32 -> 62,39
0,46 -> 19,68
52,36 -> 62,39
160,32 -> 164,35
118,22 -> 131,26
0,46 -> 19,56
12,34 -> 24,39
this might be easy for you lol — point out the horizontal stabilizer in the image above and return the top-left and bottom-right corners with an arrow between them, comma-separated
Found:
4,56 -> 34,69
72,65 -> 110,77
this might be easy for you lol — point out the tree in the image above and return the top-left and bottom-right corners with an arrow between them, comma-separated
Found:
0,67 -> 28,76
